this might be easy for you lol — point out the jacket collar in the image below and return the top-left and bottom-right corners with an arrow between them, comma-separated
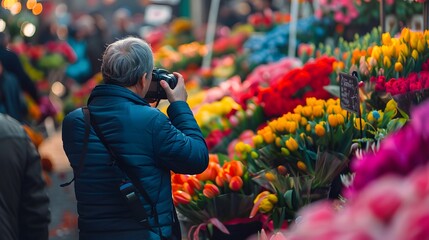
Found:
87,84 -> 149,106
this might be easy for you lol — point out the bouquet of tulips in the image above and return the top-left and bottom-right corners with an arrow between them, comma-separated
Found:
172,154 -> 260,239
231,97 -> 404,231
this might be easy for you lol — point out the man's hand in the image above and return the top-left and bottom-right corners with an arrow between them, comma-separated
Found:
160,72 -> 187,103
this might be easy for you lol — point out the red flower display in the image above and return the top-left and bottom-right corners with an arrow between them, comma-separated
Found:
257,57 -> 335,118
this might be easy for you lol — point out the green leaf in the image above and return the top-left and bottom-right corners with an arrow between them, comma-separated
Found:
323,85 -> 340,98
387,118 -> 408,133
284,189 -> 296,210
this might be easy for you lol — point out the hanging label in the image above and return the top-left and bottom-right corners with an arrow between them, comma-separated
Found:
339,72 -> 359,114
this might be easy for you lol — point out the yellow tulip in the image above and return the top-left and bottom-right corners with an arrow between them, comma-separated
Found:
412,50 -> 419,60
417,38 -> 426,53
287,121 -> 298,133
354,118 -> 366,130
385,99 -> 398,114
259,198 -> 274,213
383,56 -> 391,68
301,106 -> 313,118
252,135 -> 264,146
382,45 -> 392,58
306,124 -> 311,132
267,194 -> 278,204
293,105 -> 303,114
285,137 -> 299,152
401,28 -> 411,43
400,44 -> 410,57
275,137 -> 282,147
410,32 -> 418,49
336,114 -> 345,125
300,117 -> 308,126
315,124 -> 325,137
306,97 -> 317,106
398,54 -> 405,64
394,62 -> 403,72
312,105 -> 324,118
371,46 -> 381,60
328,114 -> 339,127
382,32 -> 392,46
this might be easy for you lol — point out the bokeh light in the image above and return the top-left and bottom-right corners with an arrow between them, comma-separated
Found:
21,21 -> 36,37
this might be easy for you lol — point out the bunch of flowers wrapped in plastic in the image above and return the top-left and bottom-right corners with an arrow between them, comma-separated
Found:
171,154 -> 260,239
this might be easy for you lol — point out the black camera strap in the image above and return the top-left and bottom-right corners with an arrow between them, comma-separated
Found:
60,107 -> 91,187
82,107 -> 169,239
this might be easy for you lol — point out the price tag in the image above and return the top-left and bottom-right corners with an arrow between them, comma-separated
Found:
339,72 -> 359,114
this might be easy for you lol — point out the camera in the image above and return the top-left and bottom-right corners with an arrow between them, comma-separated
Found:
145,68 -> 178,99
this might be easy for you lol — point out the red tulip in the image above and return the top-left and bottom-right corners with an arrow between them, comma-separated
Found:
172,190 -> 192,205
229,176 -> 243,191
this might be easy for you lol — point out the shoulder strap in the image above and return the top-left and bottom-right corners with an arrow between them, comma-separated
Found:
60,106 -> 91,187
83,107 -> 171,237
83,107 -> 155,207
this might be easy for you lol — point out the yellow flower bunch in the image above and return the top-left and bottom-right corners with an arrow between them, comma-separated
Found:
367,28 -> 429,79
194,96 -> 242,127
235,97 -> 366,176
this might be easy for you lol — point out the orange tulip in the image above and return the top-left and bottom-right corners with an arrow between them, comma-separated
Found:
187,176 -> 202,191
229,176 -> 243,191
203,183 -> 220,198
171,173 -> 188,184
172,190 -> 192,205
223,160 -> 244,177
196,162 -> 220,181
215,169 -> 231,187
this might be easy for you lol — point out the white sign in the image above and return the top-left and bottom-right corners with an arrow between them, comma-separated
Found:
144,4 -> 173,26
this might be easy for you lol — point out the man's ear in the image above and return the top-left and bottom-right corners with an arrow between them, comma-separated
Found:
138,73 -> 147,88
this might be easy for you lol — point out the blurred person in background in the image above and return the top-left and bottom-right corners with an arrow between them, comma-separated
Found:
0,31 -> 40,104
65,15 -> 93,84
0,61 -> 28,122
109,8 -> 140,43
87,11 -> 109,76
0,113 -> 51,240
62,37 -> 208,240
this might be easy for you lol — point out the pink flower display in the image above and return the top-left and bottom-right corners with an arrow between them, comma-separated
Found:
280,163 -> 429,240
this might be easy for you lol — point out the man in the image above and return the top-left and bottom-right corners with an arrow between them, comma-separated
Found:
62,37 -> 209,239
0,31 -> 40,103
0,113 -> 51,240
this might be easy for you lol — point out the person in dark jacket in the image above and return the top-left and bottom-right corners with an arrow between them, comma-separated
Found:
62,37 -> 209,240
0,31 -> 40,103
0,113 -> 51,240
0,61 -> 28,122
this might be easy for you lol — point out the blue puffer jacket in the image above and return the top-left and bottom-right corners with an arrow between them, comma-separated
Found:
62,84 -> 209,240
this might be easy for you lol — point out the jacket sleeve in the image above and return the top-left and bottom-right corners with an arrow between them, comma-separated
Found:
19,137 -> 50,240
153,101 -> 209,174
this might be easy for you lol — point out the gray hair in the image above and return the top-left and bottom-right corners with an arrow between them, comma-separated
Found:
101,37 -> 153,86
